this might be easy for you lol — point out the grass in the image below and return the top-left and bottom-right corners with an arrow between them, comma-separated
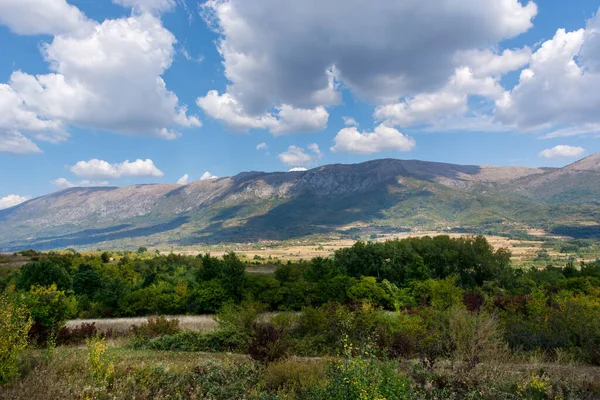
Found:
66,315 -> 218,335
3,343 -> 600,400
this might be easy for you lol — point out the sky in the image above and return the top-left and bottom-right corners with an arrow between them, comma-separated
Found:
1,0 -> 600,209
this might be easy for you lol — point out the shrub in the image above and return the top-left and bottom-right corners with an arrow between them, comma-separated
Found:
260,359 -> 327,394
130,316 -> 180,339
447,306 -> 506,368
310,337 -> 411,400
248,322 -> 290,364
57,322 -> 112,346
143,329 -> 246,353
23,284 -> 77,345
0,290 -> 32,385
216,300 -> 264,343
86,335 -> 114,386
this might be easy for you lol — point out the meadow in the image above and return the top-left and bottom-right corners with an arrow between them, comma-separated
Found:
2,235 -> 600,399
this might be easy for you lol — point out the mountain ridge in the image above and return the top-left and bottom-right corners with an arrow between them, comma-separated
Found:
1,155 -> 599,251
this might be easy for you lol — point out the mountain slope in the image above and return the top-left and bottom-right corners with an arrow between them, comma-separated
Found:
1,157 -> 598,251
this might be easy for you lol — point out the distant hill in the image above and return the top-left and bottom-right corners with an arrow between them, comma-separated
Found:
1,155 -> 599,251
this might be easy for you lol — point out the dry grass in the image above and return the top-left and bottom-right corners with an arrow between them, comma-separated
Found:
162,232 -> 559,265
65,315 -> 218,335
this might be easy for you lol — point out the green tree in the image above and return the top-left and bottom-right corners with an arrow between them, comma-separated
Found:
73,264 -> 102,297
100,252 -> 111,263
0,290 -> 33,385
221,252 -> 247,301
23,284 -> 77,343
17,259 -> 72,291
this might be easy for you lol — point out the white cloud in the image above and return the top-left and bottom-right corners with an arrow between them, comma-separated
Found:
271,105 -> 329,135
113,0 -> 176,13
278,144 -> 321,167
0,84 -> 66,154
52,178 -> 110,190
539,145 -> 585,159
343,117 -> 359,127
0,0 -> 94,36
331,123 -> 415,154
200,171 -> 218,180
0,194 -> 30,210
117,159 -> 164,178
197,90 -> 328,134
0,131 -> 42,155
69,159 -> 164,179
288,167 -> 307,172
201,0 -> 536,115
177,174 -> 189,184
181,48 -> 205,63
2,10 -> 200,145
256,142 -> 268,150
374,66 -> 506,127
307,143 -> 321,158
456,47 -> 532,77
495,12 -> 600,134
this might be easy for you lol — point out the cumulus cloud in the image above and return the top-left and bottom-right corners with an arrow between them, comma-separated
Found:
197,90 -> 328,135
177,174 -> 189,184
256,142 -> 268,150
288,167 -> 307,172
0,131 -> 42,155
201,0 -> 536,116
495,11 -> 600,134
278,144 -> 321,167
52,178 -> 110,190
374,65 -> 511,128
0,0 -> 94,36
0,4 -> 200,152
0,84 -> 65,154
343,117 -> 359,127
69,159 -> 164,179
200,171 -> 218,180
331,124 -> 415,154
539,145 -> 585,159
0,194 -> 30,210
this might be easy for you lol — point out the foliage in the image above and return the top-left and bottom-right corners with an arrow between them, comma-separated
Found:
23,284 -> 77,344
130,316 -> 181,339
17,260 -> 72,291
0,290 -> 32,385
56,322 -> 112,346
311,337 -> 411,400
248,322 -> 290,364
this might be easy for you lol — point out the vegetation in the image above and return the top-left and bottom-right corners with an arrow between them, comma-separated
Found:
2,235 -> 600,398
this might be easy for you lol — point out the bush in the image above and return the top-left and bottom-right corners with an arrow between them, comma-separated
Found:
141,329 -> 244,353
260,359 -> 326,395
57,322 -> 112,346
248,322 -> 290,364
23,284 -> 77,345
130,316 -> 181,339
216,301 -> 264,343
447,306 -> 507,368
310,338 -> 411,400
0,290 -> 32,385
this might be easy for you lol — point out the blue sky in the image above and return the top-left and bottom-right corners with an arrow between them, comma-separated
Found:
1,0 -> 600,208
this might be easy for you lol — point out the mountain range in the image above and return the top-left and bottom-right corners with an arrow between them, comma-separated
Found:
1,154 -> 599,251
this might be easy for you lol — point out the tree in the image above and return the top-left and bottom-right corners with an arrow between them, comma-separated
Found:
137,247 -> 148,254
24,284 -> 77,343
17,259 -> 72,291
100,252 -> 111,263
221,252 -> 247,301
0,290 -> 32,385
73,264 -> 102,297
